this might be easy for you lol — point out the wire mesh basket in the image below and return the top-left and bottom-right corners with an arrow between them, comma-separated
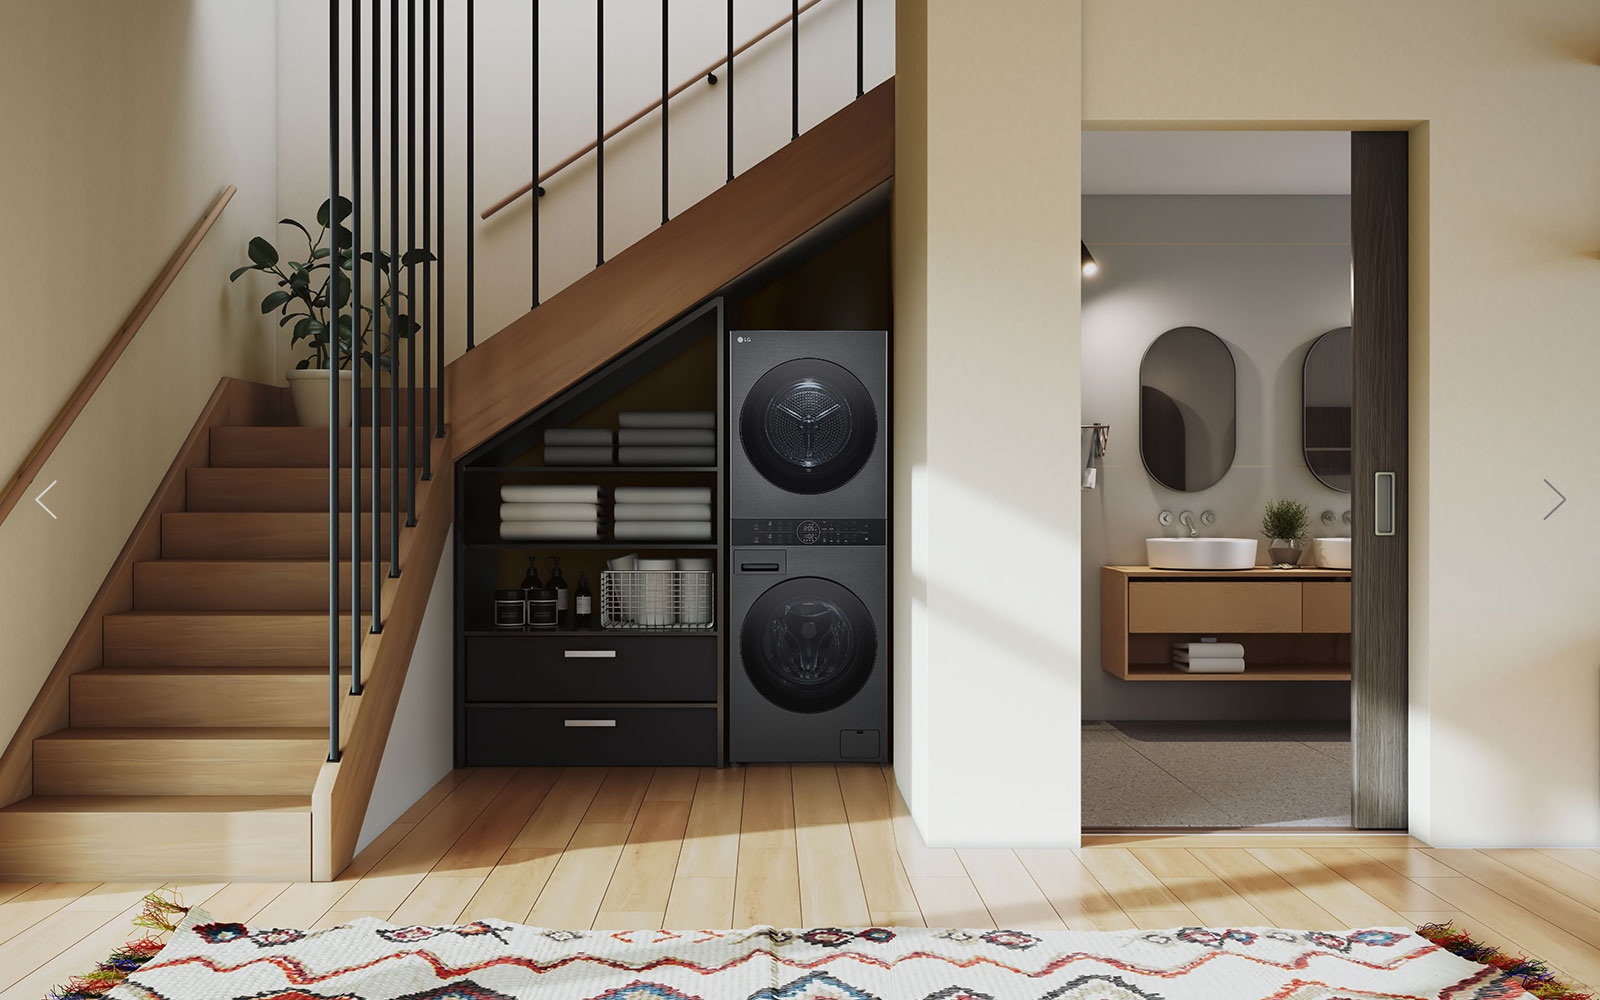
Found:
601,570 -> 715,630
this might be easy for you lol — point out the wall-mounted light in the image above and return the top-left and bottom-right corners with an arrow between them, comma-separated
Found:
1081,241 -> 1099,277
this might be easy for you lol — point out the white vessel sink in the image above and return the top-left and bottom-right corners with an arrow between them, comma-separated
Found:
1146,537 -> 1258,571
1315,537 -> 1351,569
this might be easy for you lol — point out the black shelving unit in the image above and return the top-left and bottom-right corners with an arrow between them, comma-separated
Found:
453,299 -> 727,767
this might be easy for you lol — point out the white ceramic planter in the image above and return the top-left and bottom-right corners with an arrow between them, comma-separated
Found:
286,368 -> 355,428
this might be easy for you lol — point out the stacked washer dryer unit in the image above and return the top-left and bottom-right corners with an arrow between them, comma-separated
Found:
728,330 -> 888,763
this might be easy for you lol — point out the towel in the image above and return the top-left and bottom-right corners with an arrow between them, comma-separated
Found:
613,521 -> 713,541
500,521 -> 605,540
500,484 -> 603,503
618,411 -> 716,429
618,446 -> 716,466
1175,657 -> 1247,674
543,428 -> 614,446
617,428 -> 716,446
499,503 -> 603,521
543,445 -> 615,466
613,503 -> 711,522
1172,641 -> 1246,658
613,486 -> 711,504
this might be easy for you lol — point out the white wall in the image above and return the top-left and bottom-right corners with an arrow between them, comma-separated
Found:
357,528 -> 455,854
1081,195 -> 1352,721
273,0 -> 896,380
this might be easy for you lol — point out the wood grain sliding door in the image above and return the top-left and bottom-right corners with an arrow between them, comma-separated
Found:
1350,131 -> 1409,830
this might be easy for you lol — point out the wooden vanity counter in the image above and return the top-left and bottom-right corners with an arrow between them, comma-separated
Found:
1101,565 -> 1352,682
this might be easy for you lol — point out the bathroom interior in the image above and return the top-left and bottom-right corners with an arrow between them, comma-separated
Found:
1080,130 -> 1358,829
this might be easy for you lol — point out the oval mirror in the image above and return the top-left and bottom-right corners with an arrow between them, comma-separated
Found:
1302,326 -> 1352,492
1139,326 -> 1236,492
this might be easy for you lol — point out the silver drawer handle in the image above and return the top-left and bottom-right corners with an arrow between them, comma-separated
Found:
1374,471 -> 1396,536
564,719 -> 616,728
563,649 -> 617,659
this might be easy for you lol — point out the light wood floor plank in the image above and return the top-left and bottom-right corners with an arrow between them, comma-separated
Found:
527,823 -> 635,929
644,767 -> 701,803
1364,848 -> 1460,878
1077,849 -> 1186,914
1480,849 -> 1600,917
597,799 -> 692,921
0,882 -> 102,947
1130,849 -> 1212,879
675,766 -> 745,878
734,766 -> 800,927
958,849 -> 1066,931
1304,848 -> 1450,913
460,847 -> 562,925
1413,876 -> 1600,986
910,875 -> 993,927
1016,849 -> 1136,931
390,875 -> 484,926
511,767 -> 610,850
1159,877 -> 1271,927
837,763 -> 922,924
665,875 -> 735,928
1420,849 -> 1600,947
1539,849 -> 1600,881
792,766 -> 870,927
889,774 -> 965,878
1189,849 -> 1343,930
1246,848 -> 1410,926
0,888 -> 160,998
433,768 -> 561,879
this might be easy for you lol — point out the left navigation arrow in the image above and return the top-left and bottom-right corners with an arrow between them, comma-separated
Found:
34,480 -> 58,519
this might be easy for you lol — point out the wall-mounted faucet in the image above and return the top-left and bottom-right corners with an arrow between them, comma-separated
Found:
1179,510 -> 1198,537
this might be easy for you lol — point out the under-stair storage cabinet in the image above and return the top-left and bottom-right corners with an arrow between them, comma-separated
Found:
455,302 -> 726,766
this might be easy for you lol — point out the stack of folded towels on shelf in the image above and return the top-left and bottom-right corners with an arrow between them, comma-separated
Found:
541,427 -> 616,467
498,484 -> 606,540
1171,640 -> 1246,674
617,411 -> 715,466
612,486 -> 712,542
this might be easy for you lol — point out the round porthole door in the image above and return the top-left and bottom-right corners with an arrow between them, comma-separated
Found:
740,577 -> 877,714
739,358 -> 878,495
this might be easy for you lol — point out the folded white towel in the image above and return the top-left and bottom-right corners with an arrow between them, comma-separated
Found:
617,428 -> 716,446
499,503 -> 603,521
543,445 -> 615,466
613,521 -> 713,541
500,521 -> 604,540
614,503 -> 711,522
1172,641 -> 1246,658
618,446 -> 716,466
1174,657 -> 1247,674
543,428 -> 614,446
500,484 -> 603,503
613,486 -> 711,504
619,411 -> 716,429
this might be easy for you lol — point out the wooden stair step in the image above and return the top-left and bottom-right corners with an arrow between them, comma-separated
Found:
33,727 -> 329,796
71,666 -> 348,727
134,559 -> 378,611
0,794 -> 312,880
161,512 -> 392,559
210,425 -> 423,467
103,611 -> 368,667
186,466 -> 405,512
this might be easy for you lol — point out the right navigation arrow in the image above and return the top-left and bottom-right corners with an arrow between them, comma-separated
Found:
1543,479 -> 1567,520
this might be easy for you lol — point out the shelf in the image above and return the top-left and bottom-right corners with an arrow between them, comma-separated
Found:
467,466 -> 718,474
465,542 -> 717,551
466,701 -> 719,709
1124,664 -> 1351,682
464,628 -> 719,638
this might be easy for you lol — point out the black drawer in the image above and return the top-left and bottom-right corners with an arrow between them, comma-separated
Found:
466,706 -> 718,766
466,635 -> 717,703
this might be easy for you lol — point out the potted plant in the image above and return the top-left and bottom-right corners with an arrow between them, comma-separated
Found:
1261,498 -> 1311,568
230,197 -> 431,427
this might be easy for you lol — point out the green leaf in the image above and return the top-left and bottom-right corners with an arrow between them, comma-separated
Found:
310,246 -> 332,260
247,237 -> 278,268
316,196 -> 354,227
333,225 -> 354,251
291,316 -> 313,343
330,270 -> 351,310
279,312 -> 303,327
229,264 -> 256,282
400,248 -> 434,267
288,269 -> 310,291
295,357 -> 312,370
306,319 -> 328,345
279,218 -> 314,244
260,290 -> 292,314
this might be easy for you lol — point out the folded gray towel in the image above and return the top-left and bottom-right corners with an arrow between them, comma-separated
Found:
613,521 -> 713,541
617,428 -> 716,446
543,428 -> 614,446
613,503 -> 712,522
617,446 -> 716,466
618,411 -> 716,429
543,445 -> 615,466
1172,641 -> 1246,658
500,484 -> 603,503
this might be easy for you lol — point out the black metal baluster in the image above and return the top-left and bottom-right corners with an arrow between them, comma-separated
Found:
389,0 -> 401,575
327,0 -> 341,764
856,0 -> 863,98
725,0 -> 733,182
532,0 -> 540,307
420,0 -> 432,478
661,0 -> 668,224
466,0 -> 475,350
405,0 -> 417,527
790,0 -> 798,140
436,0 -> 445,435
351,0 -> 364,695
595,0 -> 604,267
368,0 -> 383,653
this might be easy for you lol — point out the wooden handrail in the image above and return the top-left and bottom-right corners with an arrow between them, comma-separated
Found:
481,0 -> 827,220
0,185 -> 237,528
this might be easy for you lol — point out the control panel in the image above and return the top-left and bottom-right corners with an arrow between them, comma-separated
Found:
732,518 -> 887,546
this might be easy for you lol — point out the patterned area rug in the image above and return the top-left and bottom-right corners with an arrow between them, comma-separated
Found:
94,906 -> 1551,1000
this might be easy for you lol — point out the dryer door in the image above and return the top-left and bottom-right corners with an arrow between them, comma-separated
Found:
738,358 -> 878,496
740,576 -> 878,714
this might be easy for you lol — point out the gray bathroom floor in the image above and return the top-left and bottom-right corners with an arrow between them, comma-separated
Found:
1082,720 -> 1352,828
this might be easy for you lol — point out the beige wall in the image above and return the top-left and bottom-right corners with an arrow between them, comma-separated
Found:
0,2 -> 280,751
895,0 -> 1600,847
893,0 -> 1082,845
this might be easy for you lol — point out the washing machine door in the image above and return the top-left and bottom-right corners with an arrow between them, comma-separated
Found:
740,577 -> 877,714
739,358 -> 878,495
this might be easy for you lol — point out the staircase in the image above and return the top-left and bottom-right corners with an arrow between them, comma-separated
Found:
0,420 -> 413,881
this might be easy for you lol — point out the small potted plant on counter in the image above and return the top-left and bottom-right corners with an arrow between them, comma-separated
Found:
1261,498 -> 1311,568
230,196 -> 432,427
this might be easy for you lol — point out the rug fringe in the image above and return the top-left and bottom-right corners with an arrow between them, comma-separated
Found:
46,891 -> 187,999
1417,922 -> 1596,1000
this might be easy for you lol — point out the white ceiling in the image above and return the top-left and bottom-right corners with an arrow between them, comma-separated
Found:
1081,131 -> 1351,195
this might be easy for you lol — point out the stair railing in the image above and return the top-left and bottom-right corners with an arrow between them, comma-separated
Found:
0,185 -> 235,531
327,0 -> 449,763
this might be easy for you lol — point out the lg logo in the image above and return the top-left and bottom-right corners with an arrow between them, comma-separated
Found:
736,336 -> 753,344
